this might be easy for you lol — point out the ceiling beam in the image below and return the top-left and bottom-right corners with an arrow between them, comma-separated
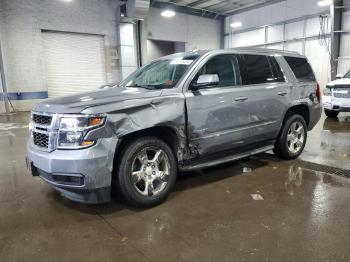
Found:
167,0 -> 199,5
190,0 -> 228,9
151,0 -> 226,19
204,1 -> 237,11
224,0 -> 285,16
188,0 -> 213,7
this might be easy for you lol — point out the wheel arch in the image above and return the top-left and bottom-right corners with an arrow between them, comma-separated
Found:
283,104 -> 310,127
112,126 -> 183,179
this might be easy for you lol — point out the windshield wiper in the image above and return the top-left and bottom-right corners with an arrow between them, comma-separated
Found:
142,84 -> 173,89
126,84 -> 155,90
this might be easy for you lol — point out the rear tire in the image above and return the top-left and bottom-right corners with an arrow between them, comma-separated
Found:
324,109 -> 339,118
116,136 -> 177,208
273,114 -> 307,160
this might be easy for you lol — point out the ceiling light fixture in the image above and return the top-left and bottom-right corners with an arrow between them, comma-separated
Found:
230,22 -> 242,28
317,0 -> 333,6
161,10 -> 175,18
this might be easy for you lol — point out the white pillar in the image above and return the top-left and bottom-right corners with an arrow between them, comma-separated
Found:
118,23 -> 138,80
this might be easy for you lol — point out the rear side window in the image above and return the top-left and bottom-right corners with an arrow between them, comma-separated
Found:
240,55 -> 275,85
268,56 -> 285,82
284,56 -> 316,82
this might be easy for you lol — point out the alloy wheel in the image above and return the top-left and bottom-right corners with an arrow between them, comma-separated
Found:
131,146 -> 171,197
286,121 -> 305,154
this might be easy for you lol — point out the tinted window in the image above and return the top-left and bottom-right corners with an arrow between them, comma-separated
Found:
195,55 -> 241,87
240,55 -> 275,85
284,56 -> 316,82
268,56 -> 285,82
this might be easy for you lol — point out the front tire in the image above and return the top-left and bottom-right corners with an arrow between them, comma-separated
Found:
324,109 -> 339,118
116,136 -> 177,208
273,114 -> 307,160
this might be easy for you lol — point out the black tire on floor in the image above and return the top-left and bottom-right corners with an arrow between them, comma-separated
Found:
273,114 -> 307,160
116,136 -> 177,208
324,109 -> 339,118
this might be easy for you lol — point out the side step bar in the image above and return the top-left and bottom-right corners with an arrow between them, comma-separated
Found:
180,145 -> 274,171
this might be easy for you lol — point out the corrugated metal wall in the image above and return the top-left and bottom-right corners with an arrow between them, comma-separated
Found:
338,11 -> 350,75
224,15 -> 333,89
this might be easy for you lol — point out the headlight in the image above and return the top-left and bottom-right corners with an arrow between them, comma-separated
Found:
323,86 -> 332,96
57,115 -> 106,149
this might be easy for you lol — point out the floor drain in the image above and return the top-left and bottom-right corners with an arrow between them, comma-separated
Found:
257,153 -> 350,178
292,159 -> 350,177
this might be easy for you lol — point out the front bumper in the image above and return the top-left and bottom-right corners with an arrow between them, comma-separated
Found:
26,138 -> 117,204
323,96 -> 350,112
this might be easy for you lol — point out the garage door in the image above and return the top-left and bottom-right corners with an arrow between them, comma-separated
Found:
42,31 -> 106,97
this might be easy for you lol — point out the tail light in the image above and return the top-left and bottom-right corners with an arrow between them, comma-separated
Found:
316,82 -> 322,103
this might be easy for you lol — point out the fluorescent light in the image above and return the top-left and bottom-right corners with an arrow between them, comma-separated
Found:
61,0 -> 73,2
161,10 -> 175,18
230,22 -> 242,28
318,0 -> 333,6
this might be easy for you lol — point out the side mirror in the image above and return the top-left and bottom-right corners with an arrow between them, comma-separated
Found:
190,74 -> 219,90
336,74 -> 344,79
99,85 -> 111,90
98,82 -> 118,89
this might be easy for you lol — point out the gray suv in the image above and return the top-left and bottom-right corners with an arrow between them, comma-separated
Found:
26,48 -> 322,207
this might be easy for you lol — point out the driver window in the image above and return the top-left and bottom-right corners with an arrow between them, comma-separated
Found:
194,54 -> 242,87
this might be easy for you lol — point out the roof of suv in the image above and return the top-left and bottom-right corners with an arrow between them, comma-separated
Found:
228,47 -> 302,56
161,47 -> 304,61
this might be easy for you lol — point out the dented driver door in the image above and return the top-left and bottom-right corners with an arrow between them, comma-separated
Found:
184,54 -> 252,157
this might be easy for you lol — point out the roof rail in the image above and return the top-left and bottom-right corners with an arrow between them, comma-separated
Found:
228,47 -> 300,55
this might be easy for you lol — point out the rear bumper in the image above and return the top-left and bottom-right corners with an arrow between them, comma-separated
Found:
26,138 -> 117,204
308,103 -> 322,130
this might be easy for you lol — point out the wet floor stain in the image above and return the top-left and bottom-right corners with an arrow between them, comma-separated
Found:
0,123 -> 29,130
1,112 -> 350,262
302,113 -> 350,170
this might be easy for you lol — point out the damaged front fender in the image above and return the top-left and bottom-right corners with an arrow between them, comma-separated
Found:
81,91 -> 190,169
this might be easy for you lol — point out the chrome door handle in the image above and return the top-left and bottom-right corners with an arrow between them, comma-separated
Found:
278,91 -> 287,96
234,97 -> 248,102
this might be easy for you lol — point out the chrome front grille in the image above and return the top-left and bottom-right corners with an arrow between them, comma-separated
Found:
333,87 -> 350,99
333,85 -> 350,98
32,114 -> 52,125
30,112 -> 58,151
33,132 -> 49,148
334,93 -> 350,98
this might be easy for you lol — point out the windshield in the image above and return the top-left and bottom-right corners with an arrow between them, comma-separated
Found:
120,54 -> 200,89
344,70 -> 350,78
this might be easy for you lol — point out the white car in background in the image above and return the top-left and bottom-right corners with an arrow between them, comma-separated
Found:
323,70 -> 350,118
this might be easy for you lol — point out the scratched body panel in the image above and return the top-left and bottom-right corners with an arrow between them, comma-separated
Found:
26,48 -> 322,204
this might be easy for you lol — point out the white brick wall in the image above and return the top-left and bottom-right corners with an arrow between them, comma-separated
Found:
0,0 -> 120,111
0,2 -> 222,112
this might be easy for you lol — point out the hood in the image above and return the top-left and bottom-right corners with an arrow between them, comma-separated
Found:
33,86 -> 163,114
327,78 -> 350,87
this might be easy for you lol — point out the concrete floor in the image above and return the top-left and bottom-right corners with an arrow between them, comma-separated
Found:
1,112 -> 350,262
